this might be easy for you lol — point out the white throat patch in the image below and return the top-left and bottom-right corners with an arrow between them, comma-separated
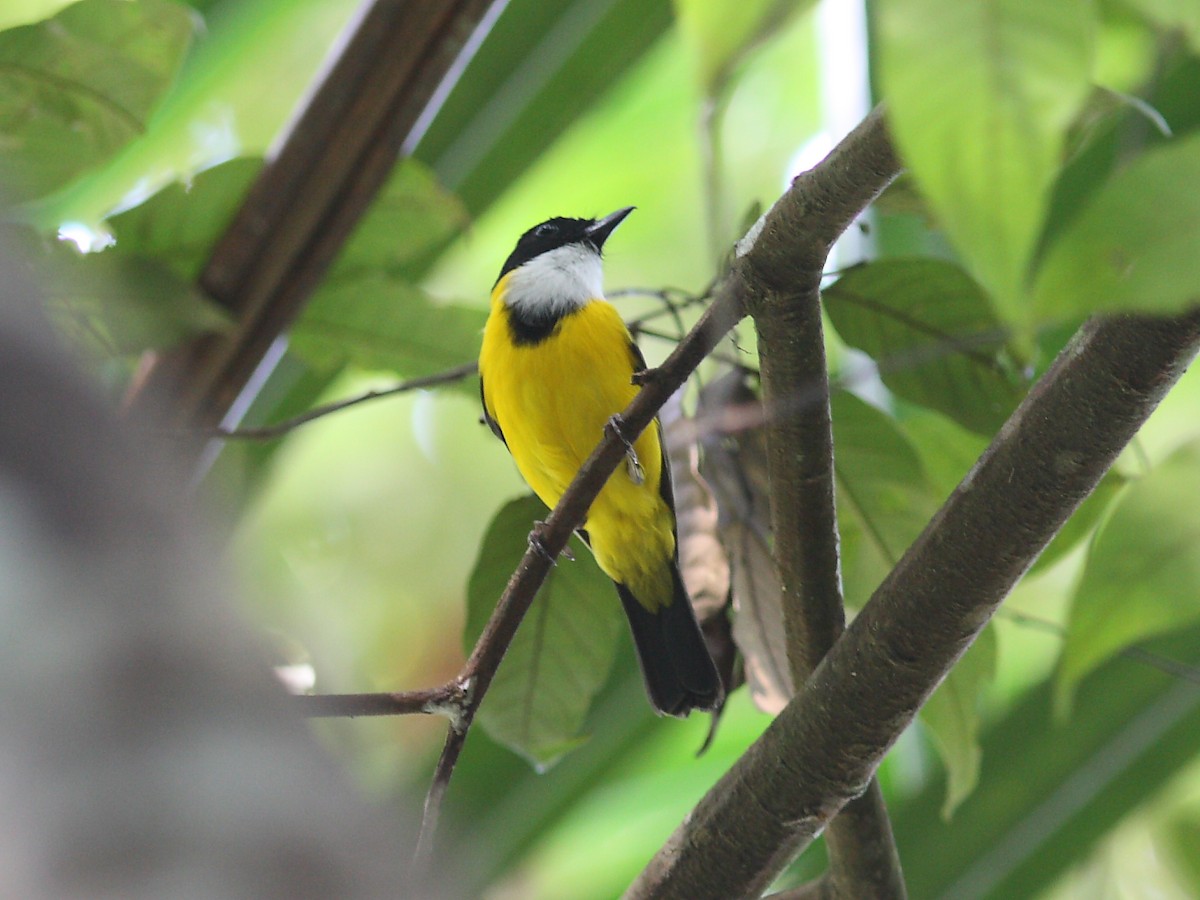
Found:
502,243 -> 605,316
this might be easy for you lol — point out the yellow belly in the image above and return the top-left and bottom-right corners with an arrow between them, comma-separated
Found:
480,289 -> 676,609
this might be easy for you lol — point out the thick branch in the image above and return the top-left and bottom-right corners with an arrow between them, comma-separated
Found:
628,311 -> 1200,898
124,0 -> 497,437
743,103 -> 905,897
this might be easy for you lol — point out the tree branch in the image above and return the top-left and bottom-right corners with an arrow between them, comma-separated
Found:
740,103 -> 906,897
627,310 -> 1200,897
211,362 -> 477,441
124,0 -> 499,440
292,684 -> 467,720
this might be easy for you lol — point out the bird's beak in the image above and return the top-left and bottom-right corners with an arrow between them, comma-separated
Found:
586,206 -> 635,248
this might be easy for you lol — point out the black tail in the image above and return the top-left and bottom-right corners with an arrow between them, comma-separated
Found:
616,565 -> 724,717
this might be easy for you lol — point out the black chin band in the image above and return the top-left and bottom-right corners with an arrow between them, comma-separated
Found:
507,304 -> 571,346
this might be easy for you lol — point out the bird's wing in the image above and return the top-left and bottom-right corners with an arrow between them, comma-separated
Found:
479,376 -> 506,446
625,338 -> 678,527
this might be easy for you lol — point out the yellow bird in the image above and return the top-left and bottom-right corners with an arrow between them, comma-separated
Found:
479,207 -> 723,717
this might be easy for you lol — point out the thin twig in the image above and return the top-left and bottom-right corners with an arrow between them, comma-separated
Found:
415,714 -> 474,863
634,325 -> 754,372
292,683 -> 468,720
213,362 -> 477,441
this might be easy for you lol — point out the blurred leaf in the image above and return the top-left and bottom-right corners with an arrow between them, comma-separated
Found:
878,0 -> 1093,318
0,0 -> 197,204
1161,813 -> 1200,890
0,2 -> 75,32
895,624 -> 1200,898
920,624 -> 997,820
290,277 -> 484,385
1033,134 -> 1200,321
1038,50 -> 1200,279
832,392 -> 941,607
1029,470 -> 1125,575
672,0 -> 815,96
872,174 -> 934,223
1119,0 -> 1200,51
415,0 -> 673,214
825,259 -> 1026,435
41,243 -> 229,355
332,158 -> 470,281
897,405 -> 989,502
902,401 -> 1126,577
107,156 -> 262,277
1056,440 -> 1200,713
464,495 -> 622,768
697,370 -> 793,713
25,0 -> 362,230
897,371 -> 1122,579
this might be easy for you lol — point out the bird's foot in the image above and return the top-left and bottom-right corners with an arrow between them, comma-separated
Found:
631,367 -> 664,387
528,522 -> 559,565
606,414 -> 645,485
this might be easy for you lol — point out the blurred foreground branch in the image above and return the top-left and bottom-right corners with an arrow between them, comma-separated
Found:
0,246 -> 431,896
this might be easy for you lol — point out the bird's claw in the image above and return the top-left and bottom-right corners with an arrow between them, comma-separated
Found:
528,522 -> 558,565
606,414 -> 645,485
631,367 -> 663,387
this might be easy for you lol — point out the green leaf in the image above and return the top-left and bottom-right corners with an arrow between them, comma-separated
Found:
897,378 -> 1121,577
920,623 -> 998,820
1029,470 -> 1124,575
832,393 -> 941,607
895,624 -> 1200,899
898,406 -> 990,503
1119,0 -> 1200,52
464,495 -> 623,768
672,0 -> 815,96
414,0 -> 673,215
0,0 -> 197,203
825,259 -> 1026,435
331,158 -> 469,280
878,0 -> 1094,319
1033,134 -> 1200,321
23,0 -> 363,230
37,240 -> 229,355
106,157 -> 262,278
0,3 -> 75,32
1056,440 -> 1200,713
289,277 -> 485,383
1161,814 -> 1200,890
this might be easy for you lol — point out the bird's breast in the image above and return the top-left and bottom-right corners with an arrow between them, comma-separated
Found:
480,296 -> 660,503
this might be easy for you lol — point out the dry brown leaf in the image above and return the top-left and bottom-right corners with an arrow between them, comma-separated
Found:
697,370 -> 794,713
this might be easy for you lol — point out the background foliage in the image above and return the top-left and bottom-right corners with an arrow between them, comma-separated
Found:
4,0 -> 1200,897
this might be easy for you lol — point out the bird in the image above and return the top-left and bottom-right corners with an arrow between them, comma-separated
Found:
478,207 -> 724,717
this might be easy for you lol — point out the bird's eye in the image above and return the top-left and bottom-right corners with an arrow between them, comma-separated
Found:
534,222 -> 557,237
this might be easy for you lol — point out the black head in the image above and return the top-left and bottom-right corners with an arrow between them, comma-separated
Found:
495,207 -> 634,284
